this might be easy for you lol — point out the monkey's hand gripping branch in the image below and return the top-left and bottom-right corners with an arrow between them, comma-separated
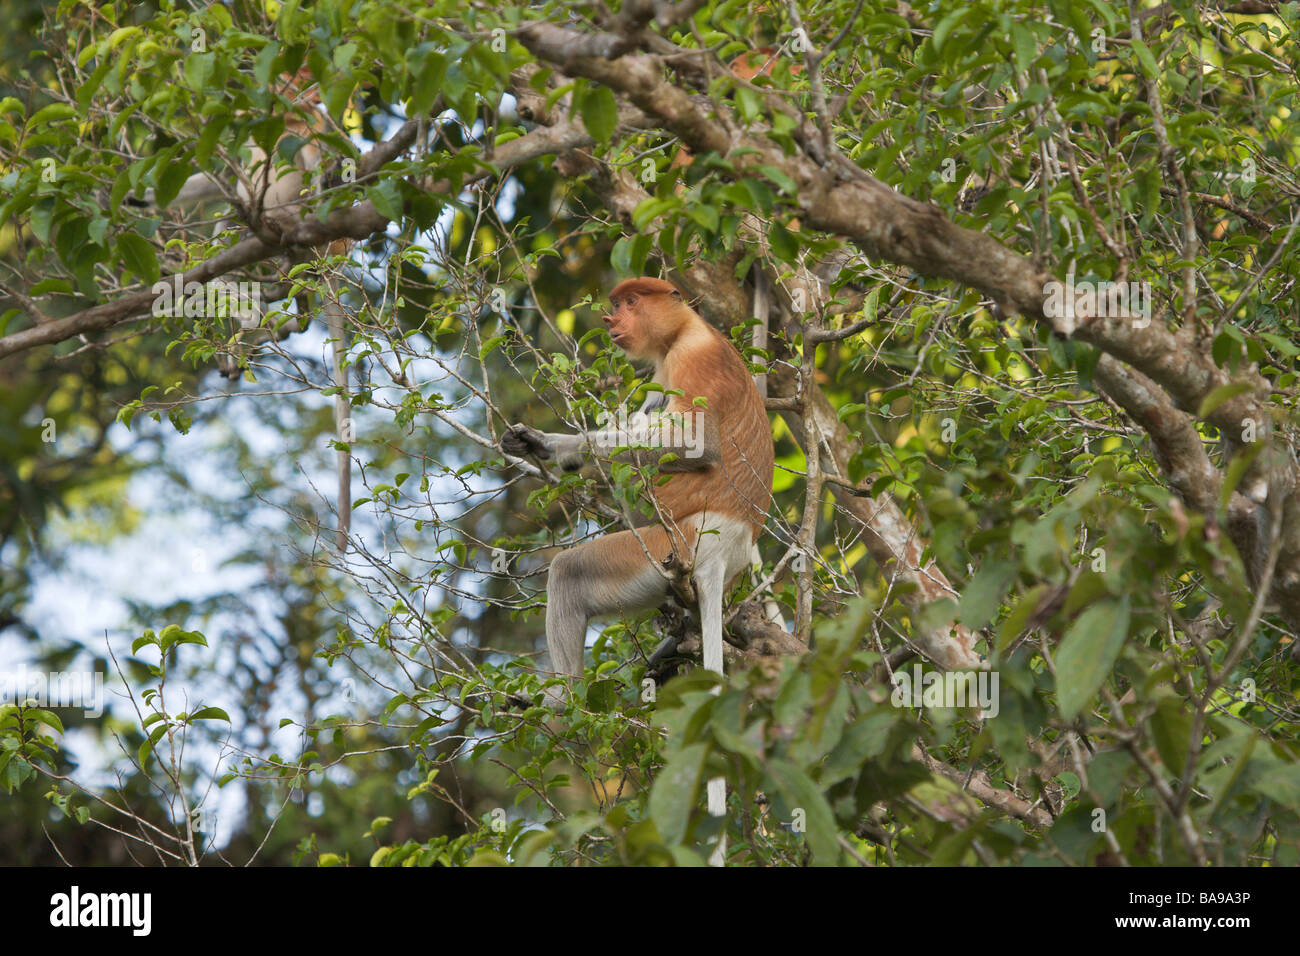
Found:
500,423 -> 585,471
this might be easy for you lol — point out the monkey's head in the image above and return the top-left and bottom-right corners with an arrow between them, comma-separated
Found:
604,277 -> 690,361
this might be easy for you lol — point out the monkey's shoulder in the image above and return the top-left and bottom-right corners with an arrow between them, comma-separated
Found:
663,328 -> 750,400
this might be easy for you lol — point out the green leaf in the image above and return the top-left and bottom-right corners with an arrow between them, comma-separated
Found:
1149,696 -> 1192,776
585,680 -> 618,713
277,134 -> 309,166
195,114 -> 230,168
756,165 -> 797,196
1129,38 -> 1159,80
579,86 -> 618,143
138,725 -> 167,770
648,742 -> 709,845
917,597 -> 958,634
105,25 -> 140,50
158,624 -> 207,653
29,709 -> 64,735
960,560 -> 1018,630
132,630 -> 159,654
252,42 -> 280,88
1260,332 -> 1300,357
687,205 -> 719,232
154,154 -> 196,210
189,706 -> 231,723
184,52 -> 216,90
769,221 -> 797,261
408,47 -> 447,116
367,180 -> 404,223
1054,597 -> 1130,719
28,103 -> 76,128
4,757 -> 32,791
1010,24 -> 1037,69
412,713 -> 444,742
77,56 -> 114,110
324,77 -> 355,122
29,278 -> 73,297
117,233 -> 160,284
931,8 -> 969,54
29,199 -> 56,243
610,235 -> 634,276
768,759 -> 839,864
1244,755 -> 1300,805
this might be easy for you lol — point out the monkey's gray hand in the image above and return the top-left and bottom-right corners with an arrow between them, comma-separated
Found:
500,423 -> 552,459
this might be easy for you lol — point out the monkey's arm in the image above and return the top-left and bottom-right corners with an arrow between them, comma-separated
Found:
500,423 -> 586,471
500,410 -> 720,474
587,409 -> 721,472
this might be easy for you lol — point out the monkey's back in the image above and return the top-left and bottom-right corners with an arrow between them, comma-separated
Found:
656,323 -> 774,542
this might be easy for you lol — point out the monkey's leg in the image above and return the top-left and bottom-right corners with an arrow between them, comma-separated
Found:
545,525 -> 678,681
687,514 -> 756,676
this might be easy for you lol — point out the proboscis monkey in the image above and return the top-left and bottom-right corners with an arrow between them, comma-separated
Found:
144,71 -> 354,551
500,277 -> 774,857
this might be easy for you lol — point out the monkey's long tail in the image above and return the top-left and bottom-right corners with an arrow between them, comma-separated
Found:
707,778 -> 727,866
700,562 -> 728,866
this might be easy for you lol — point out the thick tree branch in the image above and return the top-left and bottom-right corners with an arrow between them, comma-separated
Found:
1094,354 -> 1280,593
1094,356 -> 1232,515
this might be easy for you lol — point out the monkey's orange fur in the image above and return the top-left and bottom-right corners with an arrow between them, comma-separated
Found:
604,277 -> 773,553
